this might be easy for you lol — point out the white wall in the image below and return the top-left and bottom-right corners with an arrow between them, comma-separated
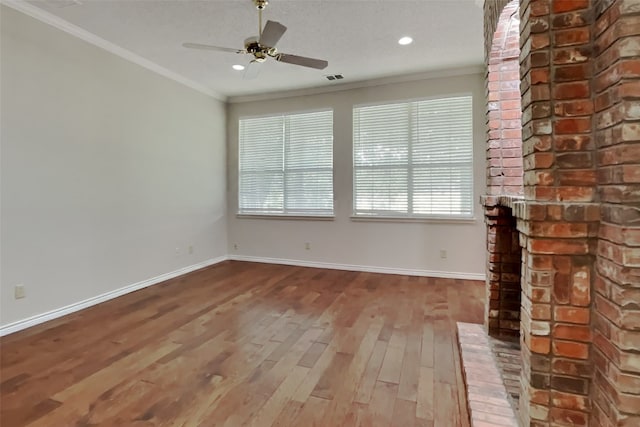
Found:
0,6 -> 227,328
227,73 -> 487,278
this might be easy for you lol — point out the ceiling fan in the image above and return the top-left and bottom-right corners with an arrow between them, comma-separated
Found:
182,0 -> 328,79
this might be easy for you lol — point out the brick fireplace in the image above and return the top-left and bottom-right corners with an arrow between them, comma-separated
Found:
475,0 -> 640,426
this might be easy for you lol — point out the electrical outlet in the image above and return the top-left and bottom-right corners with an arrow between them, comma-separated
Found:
175,247 -> 181,256
188,245 -> 194,255
14,284 -> 25,299
305,242 -> 311,250
440,250 -> 447,259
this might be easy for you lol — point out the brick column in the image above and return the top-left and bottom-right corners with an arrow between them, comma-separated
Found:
592,0 -> 640,425
518,0 -> 599,425
516,201 -> 599,426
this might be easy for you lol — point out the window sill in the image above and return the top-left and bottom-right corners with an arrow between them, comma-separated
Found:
236,214 -> 335,221
350,215 -> 477,224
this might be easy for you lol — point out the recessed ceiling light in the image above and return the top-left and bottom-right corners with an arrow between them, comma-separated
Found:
232,64 -> 245,71
398,36 -> 413,46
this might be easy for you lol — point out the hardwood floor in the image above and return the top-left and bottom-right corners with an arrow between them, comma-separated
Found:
0,261 -> 485,427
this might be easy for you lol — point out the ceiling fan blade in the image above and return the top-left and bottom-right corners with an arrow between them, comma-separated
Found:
259,20 -> 287,47
276,53 -> 328,70
243,60 -> 263,80
182,43 -> 244,54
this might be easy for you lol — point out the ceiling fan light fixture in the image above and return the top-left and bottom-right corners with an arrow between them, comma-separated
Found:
182,0 -> 329,77
398,36 -> 413,45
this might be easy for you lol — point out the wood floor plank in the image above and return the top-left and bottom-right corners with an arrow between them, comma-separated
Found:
434,382 -> 463,426
377,328 -> 407,384
297,341 -> 328,368
322,316 -> 385,425
368,380 -> 399,427
416,366 -> 435,421
290,396 -> 331,426
420,322 -> 435,368
353,339 -> 388,404
26,340 -> 181,427
271,399 -> 306,426
398,307 -> 424,401
0,261 -> 485,427
392,398 -> 418,427
247,365 -> 310,427
310,351 -> 354,400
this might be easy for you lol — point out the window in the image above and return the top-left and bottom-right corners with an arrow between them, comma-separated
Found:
239,110 -> 334,216
353,95 -> 474,219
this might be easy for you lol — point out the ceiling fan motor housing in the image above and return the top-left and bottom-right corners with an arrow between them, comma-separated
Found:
244,40 -> 274,62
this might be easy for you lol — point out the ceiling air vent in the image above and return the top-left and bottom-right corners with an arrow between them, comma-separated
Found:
325,74 -> 344,81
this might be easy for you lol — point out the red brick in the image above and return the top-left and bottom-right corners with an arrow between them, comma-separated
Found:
555,135 -> 593,151
554,117 -> 592,134
556,186 -> 595,202
621,58 -> 640,78
551,390 -> 591,411
552,0 -> 589,13
554,273 -> 571,303
549,407 -> 588,426
530,336 -> 551,354
529,222 -> 589,238
532,33 -> 551,50
552,11 -> 590,29
554,99 -> 594,116
571,267 -> 591,307
555,306 -> 590,324
599,223 -> 640,246
553,27 -> 590,47
529,239 -> 589,255
619,81 -> 640,98
530,0 -> 550,16
532,304 -> 552,320
552,358 -> 593,377
558,170 -> 596,186
547,204 -> 563,220
553,47 -> 591,64
553,339 -> 590,359
553,81 -> 591,99
531,68 -> 550,84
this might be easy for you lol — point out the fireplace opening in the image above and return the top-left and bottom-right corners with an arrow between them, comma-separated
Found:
488,206 -> 522,339
485,203 -> 523,413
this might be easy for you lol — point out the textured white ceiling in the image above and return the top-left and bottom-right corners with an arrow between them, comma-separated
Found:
26,0 -> 485,97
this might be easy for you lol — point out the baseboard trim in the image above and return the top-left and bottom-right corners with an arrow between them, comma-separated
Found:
1,255 -> 484,337
228,255 -> 486,281
0,256 -> 228,337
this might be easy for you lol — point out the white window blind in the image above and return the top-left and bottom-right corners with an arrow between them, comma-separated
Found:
239,110 -> 334,216
353,95 -> 474,218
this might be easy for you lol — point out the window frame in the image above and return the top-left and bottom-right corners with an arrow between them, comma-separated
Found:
352,94 -> 475,221
237,108 -> 335,219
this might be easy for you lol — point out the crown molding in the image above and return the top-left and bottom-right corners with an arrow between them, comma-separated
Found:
1,0 -> 226,101
227,65 -> 484,104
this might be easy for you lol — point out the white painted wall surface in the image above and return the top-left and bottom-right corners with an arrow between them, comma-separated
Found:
0,6 -> 227,328
227,73 -> 487,279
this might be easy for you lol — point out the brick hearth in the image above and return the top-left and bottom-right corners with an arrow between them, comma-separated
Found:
458,323 -> 519,427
